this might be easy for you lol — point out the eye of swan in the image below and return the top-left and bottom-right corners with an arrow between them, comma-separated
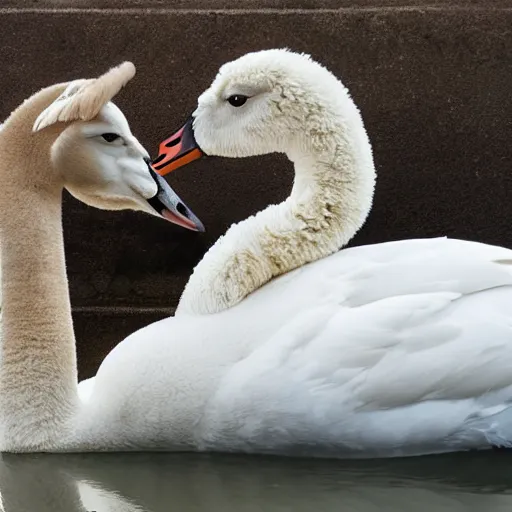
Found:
101,133 -> 121,143
227,95 -> 248,107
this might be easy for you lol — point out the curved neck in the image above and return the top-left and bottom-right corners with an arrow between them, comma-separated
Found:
0,97 -> 78,450
178,115 -> 376,315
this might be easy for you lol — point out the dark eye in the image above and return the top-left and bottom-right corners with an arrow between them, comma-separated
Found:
227,95 -> 248,107
101,133 -> 120,143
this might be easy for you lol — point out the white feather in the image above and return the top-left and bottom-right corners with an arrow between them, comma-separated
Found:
73,237 -> 512,457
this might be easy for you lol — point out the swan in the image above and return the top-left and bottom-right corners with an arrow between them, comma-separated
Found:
6,49 -> 512,459
148,48 -> 512,457
0,62 -> 204,452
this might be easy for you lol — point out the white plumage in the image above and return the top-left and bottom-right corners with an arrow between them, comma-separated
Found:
73,50 -> 512,457
75,237 -> 512,457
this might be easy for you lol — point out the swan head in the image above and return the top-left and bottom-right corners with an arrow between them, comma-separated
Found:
153,48 -> 356,174
29,63 -> 204,231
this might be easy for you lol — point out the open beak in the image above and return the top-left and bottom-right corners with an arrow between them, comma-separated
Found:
146,161 -> 205,232
152,116 -> 204,176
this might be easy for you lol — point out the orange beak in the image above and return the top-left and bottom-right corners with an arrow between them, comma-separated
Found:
152,116 -> 204,176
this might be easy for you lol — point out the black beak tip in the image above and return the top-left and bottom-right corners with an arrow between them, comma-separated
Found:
195,219 -> 206,233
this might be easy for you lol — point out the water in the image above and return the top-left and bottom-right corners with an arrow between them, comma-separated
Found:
1,451 -> 512,511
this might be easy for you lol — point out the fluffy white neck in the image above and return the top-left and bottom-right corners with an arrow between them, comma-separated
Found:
177,103 -> 376,316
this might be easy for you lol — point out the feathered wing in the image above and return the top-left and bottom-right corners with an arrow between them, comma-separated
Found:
198,238 -> 512,457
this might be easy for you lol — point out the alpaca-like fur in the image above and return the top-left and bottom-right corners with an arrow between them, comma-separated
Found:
33,62 -> 135,132
0,63 -> 170,452
0,62 -> 135,335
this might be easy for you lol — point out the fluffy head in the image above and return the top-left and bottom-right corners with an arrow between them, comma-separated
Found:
47,100 -> 160,212
0,62 -> 205,230
25,62 -> 161,213
192,48 -> 358,161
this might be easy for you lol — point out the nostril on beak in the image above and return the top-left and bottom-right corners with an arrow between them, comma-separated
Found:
152,154 -> 167,166
176,202 -> 189,218
165,137 -> 181,148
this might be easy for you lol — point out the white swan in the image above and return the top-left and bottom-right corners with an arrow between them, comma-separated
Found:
149,48 -> 512,457
5,50 -> 512,459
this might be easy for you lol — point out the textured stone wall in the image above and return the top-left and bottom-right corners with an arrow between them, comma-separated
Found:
1,1 -> 511,376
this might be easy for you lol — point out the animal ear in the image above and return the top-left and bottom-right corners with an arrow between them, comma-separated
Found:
32,79 -> 91,132
33,61 -> 136,132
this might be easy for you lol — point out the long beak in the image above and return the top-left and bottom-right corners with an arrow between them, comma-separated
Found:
146,161 -> 205,232
152,116 -> 204,176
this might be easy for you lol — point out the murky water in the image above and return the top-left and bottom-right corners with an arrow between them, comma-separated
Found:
1,451 -> 512,511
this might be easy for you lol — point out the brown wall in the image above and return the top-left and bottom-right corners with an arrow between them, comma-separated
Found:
2,1 -> 511,377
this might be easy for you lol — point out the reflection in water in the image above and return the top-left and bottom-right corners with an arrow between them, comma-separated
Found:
1,451 -> 512,511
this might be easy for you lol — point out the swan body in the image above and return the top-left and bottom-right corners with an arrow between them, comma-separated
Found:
72,236 -> 512,457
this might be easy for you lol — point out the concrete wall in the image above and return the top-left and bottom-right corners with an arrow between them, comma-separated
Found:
2,1 -> 511,377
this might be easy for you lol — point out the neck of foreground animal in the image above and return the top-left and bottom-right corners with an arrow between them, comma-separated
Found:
0,87 -> 79,451
177,116 -> 376,316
